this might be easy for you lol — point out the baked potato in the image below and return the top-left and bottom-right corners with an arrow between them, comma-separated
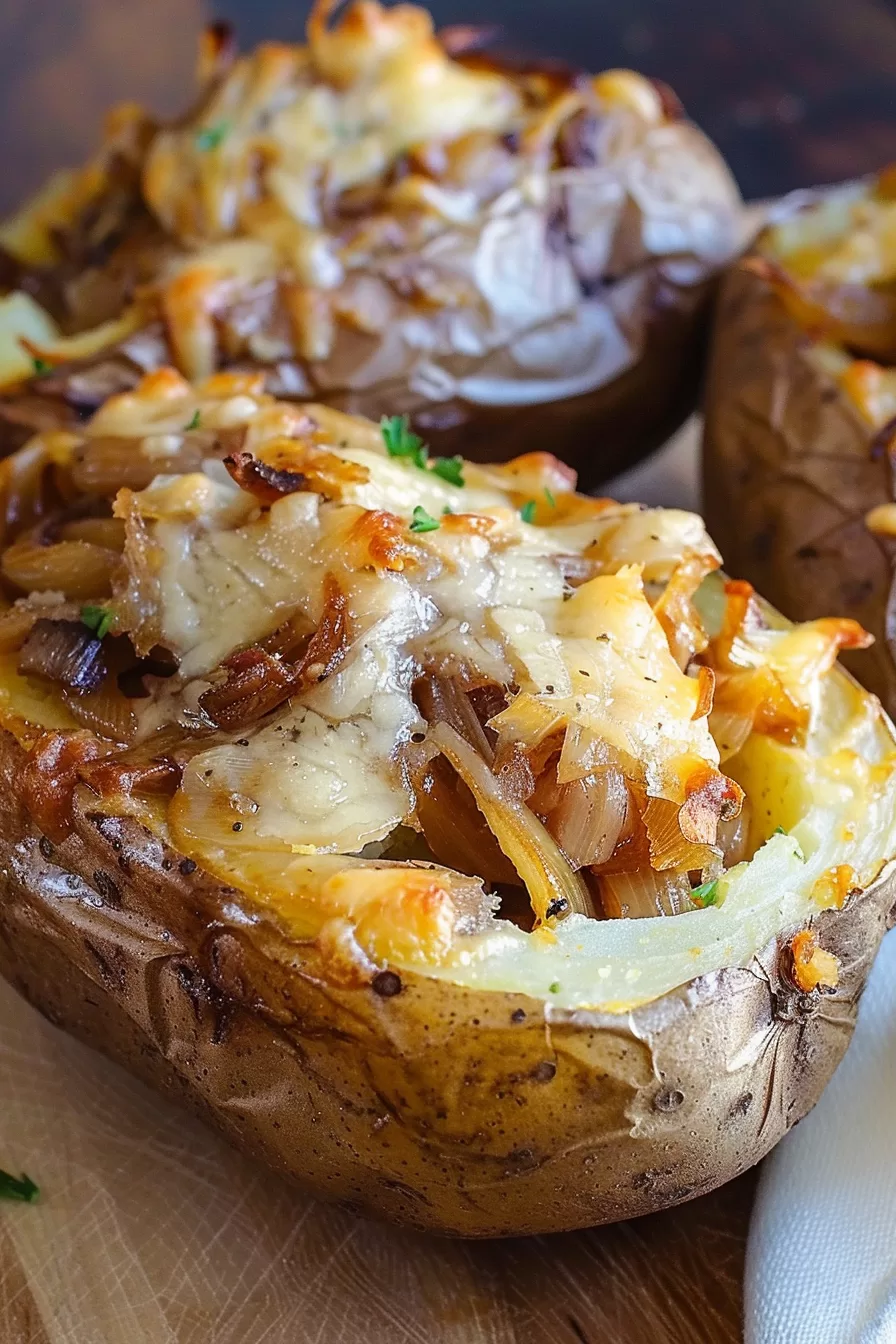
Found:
703,169 -> 896,715
0,368 -> 893,1236
0,0 -> 742,484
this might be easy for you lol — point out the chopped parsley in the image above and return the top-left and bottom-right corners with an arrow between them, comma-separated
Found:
544,487 -> 556,509
381,418 -> 468,489
774,825 -> 786,835
32,357 -> 51,376
184,409 -> 201,431
429,454 -> 465,487
195,121 -> 230,152
409,505 -> 440,534
81,604 -> 115,641
0,1170 -> 39,1203
381,415 -> 427,470
690,879 -> 719,908
519,500 -> 537,524
548,981 -> 561,994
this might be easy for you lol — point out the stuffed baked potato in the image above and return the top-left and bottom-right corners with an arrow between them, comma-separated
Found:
0,0 -> 742,484
703,168 -> 896,716
0,370 -> 893,1235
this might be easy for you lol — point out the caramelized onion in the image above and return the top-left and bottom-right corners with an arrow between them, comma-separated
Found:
429,721 -> 593,922
415,756 -> 521,885
546,768 -> 628,869
200,647 -> 300,729
2,533 -> 119,599
598,868 -> 693,919
18,619 -> 106,691
223,451 -> 308,503
62,680 -> 138,745
415,672 -> 495,760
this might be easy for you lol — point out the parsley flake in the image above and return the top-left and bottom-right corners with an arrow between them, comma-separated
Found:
774,825 -> 786,835
429,455 -> 465,488
195,121 -> 230,152
32,357 -> 51,376
184,409 -> 201,431
0,1169 -> 39,1203
690,879 -> 719,908
381,415 -> 427,470
520,500 -> 537,524
409,505 -> 439,534
548,981 -> 561,994
81,604 -> 115,640
544,487 -> 556,508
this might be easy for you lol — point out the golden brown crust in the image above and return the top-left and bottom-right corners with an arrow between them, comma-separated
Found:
702,259 -> 896,713
0,718 -> 892,1235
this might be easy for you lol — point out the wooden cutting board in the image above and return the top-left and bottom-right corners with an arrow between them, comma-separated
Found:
0,959 -> 752,1344
0,421 -> 755,1344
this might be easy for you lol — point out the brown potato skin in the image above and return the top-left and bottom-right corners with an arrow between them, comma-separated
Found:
339,275 -> 713,487
702,261 -> 896,713
0,726 -> 892,1236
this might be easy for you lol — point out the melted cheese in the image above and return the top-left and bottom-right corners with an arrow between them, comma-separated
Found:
1,369 -> 893,1011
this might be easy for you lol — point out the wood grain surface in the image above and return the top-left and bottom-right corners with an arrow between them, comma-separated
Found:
0,967 -> 752,1344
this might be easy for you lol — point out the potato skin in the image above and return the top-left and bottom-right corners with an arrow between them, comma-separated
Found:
702,261 -> 896,713
342,274 -> 714,487
0,727 -> 893,1236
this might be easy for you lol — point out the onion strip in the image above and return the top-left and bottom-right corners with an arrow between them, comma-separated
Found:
429,721 -> 592,922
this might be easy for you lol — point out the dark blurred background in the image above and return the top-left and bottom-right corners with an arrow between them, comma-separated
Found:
2,0 -> 896,211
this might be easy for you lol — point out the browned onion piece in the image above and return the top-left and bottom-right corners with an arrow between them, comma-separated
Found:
546,768 -> 628,869
415,672 -> 495,761
2,533 -> 119,599
62,680 -> 138,745
598,868 -> 694,919
430,721 -> 593,922
415,756 -> 521,886
642,795 -> 717,872
70,436 -> 205,496
79,754 -> 182,799
200,647 -> 300,730
18,619 -> 106,691
223,451 -> 308,503
57,517 -> 127,551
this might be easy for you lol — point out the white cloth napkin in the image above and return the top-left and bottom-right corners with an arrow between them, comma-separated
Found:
745,927 -> 896,1344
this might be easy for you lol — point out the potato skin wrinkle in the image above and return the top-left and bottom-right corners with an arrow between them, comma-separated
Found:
0,727 -> 893,1235
702,178 -> 896,716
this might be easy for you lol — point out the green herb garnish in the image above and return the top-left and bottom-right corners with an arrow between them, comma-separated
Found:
195,121 -> 229,152
0,1170 -> 39,1203
381,415 -> 427,470
548,981 -> 561,994
32,357 -> 51,376
81,604 -> 115,641
690,879 -> 719,908
774,825 -> 786,835
184,409 -> 201,431
520,500 -> 537,524
429,455 -> 465,488
409,505 -> 440,534
544,487 -> 556,509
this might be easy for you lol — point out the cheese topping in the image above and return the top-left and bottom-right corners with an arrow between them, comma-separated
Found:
0,368 -> 893,1010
